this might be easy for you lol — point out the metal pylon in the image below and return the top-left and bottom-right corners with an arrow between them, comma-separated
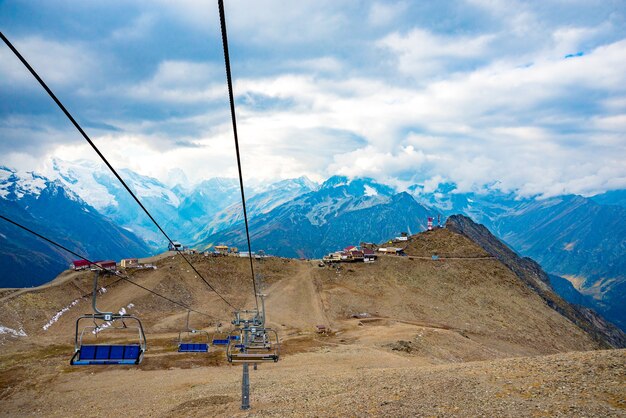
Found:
241,363 -> 250,409
241,329 -> 250,410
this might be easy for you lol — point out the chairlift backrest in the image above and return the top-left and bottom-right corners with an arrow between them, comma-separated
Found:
226,327 -> 280,363
177,311 -> 210,353
71,271 -> 146,366
71,314 -> 146,365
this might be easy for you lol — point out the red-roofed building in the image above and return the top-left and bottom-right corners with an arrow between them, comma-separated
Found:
363,248 -> 377,260
91,260 -> 117,272
350,250 -> 364,261
343,245 -> 357,252
70,259 -> 91,271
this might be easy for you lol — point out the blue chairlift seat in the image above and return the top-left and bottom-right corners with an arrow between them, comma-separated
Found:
71,272 -> 147,366
177,327 -> 210,354
229,335 -> 240,341
71,344 -> 144,365
212,338 -> 230,346
178,343 -> 209,352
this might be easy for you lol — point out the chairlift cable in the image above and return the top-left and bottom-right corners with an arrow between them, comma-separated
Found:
0,214 -> 215,318
0,31 -> 237,311
218,0 -> 260,312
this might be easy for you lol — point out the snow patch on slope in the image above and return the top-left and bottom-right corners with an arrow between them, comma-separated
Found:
364,185 -> 378,197
43,299 -> 81,331
92,304 -> 135,334
47,158 -> 117,210
0,325 -> 27,337
0,168 -> 50,200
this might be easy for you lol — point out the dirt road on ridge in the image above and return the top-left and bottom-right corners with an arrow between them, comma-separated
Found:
264,262 -> 329,332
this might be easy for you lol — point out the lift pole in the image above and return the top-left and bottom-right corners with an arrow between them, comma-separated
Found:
241,329 -> 250,410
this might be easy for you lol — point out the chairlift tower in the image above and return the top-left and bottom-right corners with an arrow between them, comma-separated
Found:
229,297 -> 279,410
231,308 -> 260,410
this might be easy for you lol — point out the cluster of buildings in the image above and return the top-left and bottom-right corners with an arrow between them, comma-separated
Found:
322,245 -> 377,263
322,232 -> 413,264
211,245 -> 238,256
205,243 -> 273,259
169,241 -> 266,258
69,258 -> 155,272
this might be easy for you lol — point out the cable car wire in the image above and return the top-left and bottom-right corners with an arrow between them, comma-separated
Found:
0,214 -> 215,318
0,31 -> 237,311
218,0 -> 259,311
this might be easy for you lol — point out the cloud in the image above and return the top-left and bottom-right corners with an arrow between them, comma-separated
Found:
368,2 -> 409,27
110,13 -> 156,40
0,36 -> 99,87
123,60 -> 226,104
378,29 -> 495,78
284,56 -> 344,74
1,0 -> 626,199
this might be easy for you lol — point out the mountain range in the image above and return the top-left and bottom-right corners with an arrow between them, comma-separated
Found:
0,158 -> 624,331
1,215 -> 624,416
0,166 -> 150,288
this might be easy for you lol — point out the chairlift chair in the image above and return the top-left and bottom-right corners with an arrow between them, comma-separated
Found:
212,323 -> 231,346
247,329 -> 271,350
177,311 -> 210,353
226,328 -> 279,363
71,271 -> 146,366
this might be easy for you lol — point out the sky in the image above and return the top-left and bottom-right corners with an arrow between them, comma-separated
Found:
1,0 -> 625,197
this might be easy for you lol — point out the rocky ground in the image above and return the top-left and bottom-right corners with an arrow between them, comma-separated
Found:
0,334 -> 623,417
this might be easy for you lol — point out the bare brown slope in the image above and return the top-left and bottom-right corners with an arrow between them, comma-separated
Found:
446,214 -> 626,348
2,230 -> 600,356
0,231 -> 621,417
0,255 -> 301,350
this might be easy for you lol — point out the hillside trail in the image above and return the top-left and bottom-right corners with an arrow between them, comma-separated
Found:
0,269 -> 83,303
0,253 -> 173,304
264,262 -> 329,333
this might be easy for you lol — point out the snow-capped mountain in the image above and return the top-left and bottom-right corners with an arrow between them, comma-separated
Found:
0,167 -> 151,288
178,178 -> 241,230
44,159 -> 322,248
1,167 -> 52,201
198,176 -> 434,258
408,182 -> 528,228
47,159 -> 196,248
4,159 -> 625,333
194,176 -> 319,239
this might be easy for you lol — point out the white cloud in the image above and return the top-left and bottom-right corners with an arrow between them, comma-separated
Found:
109,34 -> 625,196
124,60 -> 226,103
285,56 -> 344,74
368,2 -> 408,27
378,29 -> 495,77
1,0 -> 626,199
0,36 -> 98,87
110,13 -> 156,40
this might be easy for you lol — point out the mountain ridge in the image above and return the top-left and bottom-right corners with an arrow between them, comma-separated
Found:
0,168 -> 152,288
446,214 -> 626,348
2,160 -> 624,333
